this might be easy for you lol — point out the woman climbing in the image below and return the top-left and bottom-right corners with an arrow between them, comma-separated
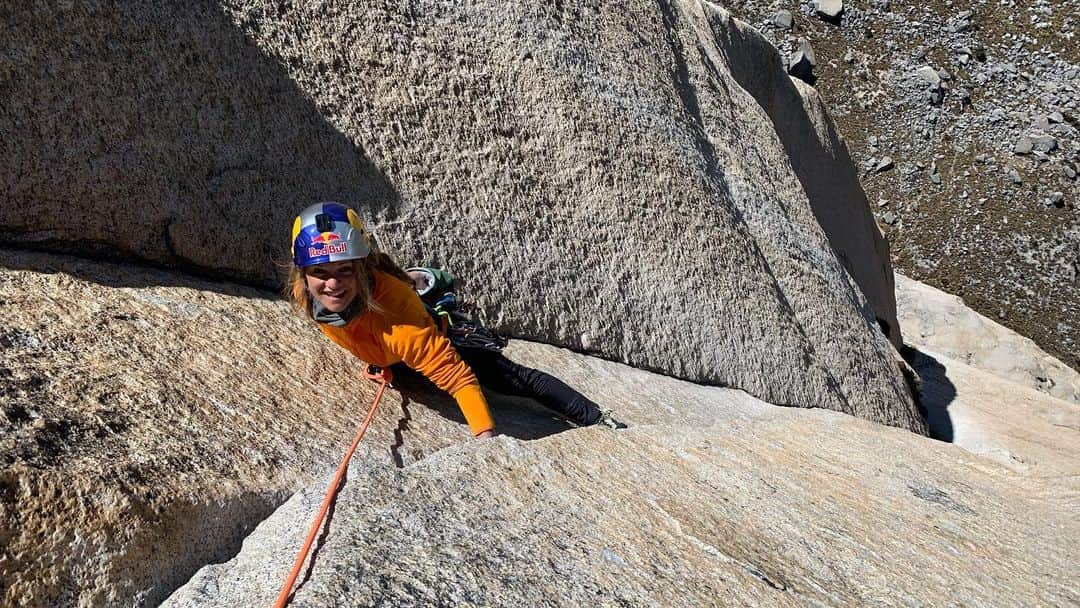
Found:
284,201 -> 623,438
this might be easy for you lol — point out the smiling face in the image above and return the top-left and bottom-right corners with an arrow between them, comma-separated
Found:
304,260 -> 359,313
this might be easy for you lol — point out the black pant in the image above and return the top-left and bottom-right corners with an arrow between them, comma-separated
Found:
457,348 -> 602,426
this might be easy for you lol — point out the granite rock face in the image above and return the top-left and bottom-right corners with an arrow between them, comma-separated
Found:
0,1 -> 920,430
166,383 -> 1077,607
4,252 -> 1078,607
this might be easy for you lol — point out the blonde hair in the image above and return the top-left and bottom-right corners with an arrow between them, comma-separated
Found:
285,252 -> 413,319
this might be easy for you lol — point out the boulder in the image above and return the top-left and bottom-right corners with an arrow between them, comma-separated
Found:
0,1 -> 922,429
816,0 -> 844,20
771,10 -> 793,30
787,39 -> 817,82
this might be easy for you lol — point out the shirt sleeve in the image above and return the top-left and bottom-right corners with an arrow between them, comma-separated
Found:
379,274 -> 495,434
451,384 -> 495,436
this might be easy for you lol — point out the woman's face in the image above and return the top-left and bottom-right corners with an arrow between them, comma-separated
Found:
304,261 -> 358,312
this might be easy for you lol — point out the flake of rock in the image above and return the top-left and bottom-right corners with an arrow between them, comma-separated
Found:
1065,165 -> 1077,180
788,39 -> 816,82
1049,192 -> 1065,207
931,173 -> 942,184
1049,111 -> 1065,123
875,157 -> 894,172
1013,137 -> 1034,155
1034,116 -> 1051,131
1032,134 -> 1058,153
870,0 -> 890,10
843,48 -> 855,63
816,0 -> 843,20
772,10 -> 794,30
882,211 -> 897,225
937,69 -> 952,81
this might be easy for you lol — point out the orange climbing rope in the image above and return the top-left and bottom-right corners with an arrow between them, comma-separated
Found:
273,366 -> 392,608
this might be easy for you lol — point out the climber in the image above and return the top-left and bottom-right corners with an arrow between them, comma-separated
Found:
284,201 -> 624,438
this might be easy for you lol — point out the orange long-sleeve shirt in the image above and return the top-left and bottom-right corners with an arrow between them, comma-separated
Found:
317,270 -> 494,435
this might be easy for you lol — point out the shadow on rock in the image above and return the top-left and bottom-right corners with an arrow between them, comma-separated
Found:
389,365 -> 576,441
907,347 -> 957,442
1,3 -> 401,290
0,246 -> 283,302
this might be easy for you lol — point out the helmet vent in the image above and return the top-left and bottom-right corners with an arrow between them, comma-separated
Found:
315,213 -> 335,233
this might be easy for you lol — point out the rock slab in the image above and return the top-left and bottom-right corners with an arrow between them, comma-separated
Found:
166,409 -> 1078,608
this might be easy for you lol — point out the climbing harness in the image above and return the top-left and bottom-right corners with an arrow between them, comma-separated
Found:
405,266 -> 508,352
273,365 -> 392,608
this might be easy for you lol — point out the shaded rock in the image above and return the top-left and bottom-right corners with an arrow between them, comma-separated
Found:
815,0 -> 844,21
787,39 -> 816,82
711,15 -> 907,354
915,66 -> 946,105
0,1 -> 917,425
875,156 -> 895,172
1013,137 -> 1034,155
951,10 -> 974,33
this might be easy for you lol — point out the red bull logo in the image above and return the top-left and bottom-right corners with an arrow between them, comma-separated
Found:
308,232 -> 348,257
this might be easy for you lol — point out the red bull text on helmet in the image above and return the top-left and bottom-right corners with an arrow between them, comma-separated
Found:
291,202 -> 371,267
